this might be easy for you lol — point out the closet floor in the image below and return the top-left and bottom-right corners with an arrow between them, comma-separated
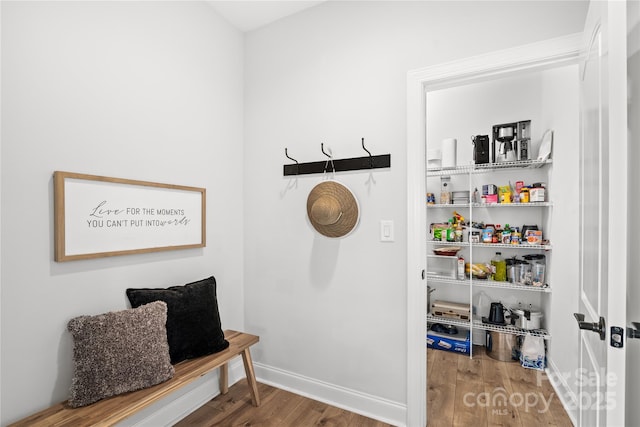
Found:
427,346 -> 573,427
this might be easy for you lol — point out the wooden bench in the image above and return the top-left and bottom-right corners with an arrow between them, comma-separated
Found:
9,330 -> 260,427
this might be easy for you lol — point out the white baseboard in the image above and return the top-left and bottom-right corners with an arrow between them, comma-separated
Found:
253,362 -> 407,427
116,358 -> 246,427
546,358 -> 578,426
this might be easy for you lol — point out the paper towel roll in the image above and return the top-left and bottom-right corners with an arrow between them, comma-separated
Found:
442,138 -> 457,168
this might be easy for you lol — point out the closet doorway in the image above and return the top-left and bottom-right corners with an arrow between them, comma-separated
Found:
406,34 -> 583,427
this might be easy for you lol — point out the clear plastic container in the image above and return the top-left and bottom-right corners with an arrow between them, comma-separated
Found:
524,254 -> 546,287
519,261 -> 531,285
532,263 -> 545,286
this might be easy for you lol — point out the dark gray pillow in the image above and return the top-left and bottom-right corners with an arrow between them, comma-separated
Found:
67,301 -> 174,408
126,276 -> 229,364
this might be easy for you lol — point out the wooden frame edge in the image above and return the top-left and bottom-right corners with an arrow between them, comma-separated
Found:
53,171 -> 206,262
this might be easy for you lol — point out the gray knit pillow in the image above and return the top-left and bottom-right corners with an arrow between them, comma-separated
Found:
67,301 -> 174,408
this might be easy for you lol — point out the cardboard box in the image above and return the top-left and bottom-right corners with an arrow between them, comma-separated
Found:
530,187 -> 545,202
485,194 -> 498,204
524,230 -> 543,245
427,331 -> 471,355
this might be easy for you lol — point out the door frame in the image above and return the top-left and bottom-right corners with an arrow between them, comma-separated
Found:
405,33 -> 583,427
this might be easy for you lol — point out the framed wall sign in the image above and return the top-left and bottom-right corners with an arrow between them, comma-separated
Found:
54,171 -> 206,261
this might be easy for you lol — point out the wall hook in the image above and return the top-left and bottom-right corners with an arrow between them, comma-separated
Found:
321,143 -> 335,174
361,137 -> 373,168
321,143 -> 331,159
282,141 -> 390,176
284,148 -> 299,175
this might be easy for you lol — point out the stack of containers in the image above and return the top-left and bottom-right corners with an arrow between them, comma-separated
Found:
452,191 -> 470,205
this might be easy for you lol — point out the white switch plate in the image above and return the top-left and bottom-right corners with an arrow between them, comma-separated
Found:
380,220 -> 394,242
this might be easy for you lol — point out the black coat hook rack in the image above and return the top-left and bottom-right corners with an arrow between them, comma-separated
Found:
283,138 -> 391,176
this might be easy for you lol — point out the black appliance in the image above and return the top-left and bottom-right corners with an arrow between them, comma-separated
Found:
483,301 -> 508,326
472,135 -> 490,164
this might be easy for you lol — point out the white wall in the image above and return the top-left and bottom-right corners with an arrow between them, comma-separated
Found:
0,2 -> 244,424
243,1 -> 587,424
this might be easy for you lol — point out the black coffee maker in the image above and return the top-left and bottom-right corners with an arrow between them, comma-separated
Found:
472,135 -> 490,164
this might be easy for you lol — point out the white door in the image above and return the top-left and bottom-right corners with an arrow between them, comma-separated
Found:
577,1 -> 627,426
626,0 -> 640,424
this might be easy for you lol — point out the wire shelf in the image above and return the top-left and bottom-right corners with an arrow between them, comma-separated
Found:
425,315 -> 551,340
426,240 -> 551,250
426,159 -> 552,176
426,275 -> 551,293
427,202 -> 552,208
426,314 -> 471,328
473,319 -> 551,339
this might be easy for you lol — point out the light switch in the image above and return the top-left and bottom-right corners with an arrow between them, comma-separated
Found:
380,220 -> 394,242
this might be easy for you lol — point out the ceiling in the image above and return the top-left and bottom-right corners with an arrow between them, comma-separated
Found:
208,1 -> 326,32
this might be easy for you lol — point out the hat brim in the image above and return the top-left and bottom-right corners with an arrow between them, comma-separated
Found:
307,180 -> 359,238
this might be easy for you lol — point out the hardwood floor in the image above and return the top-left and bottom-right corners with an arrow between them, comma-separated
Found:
177,347 -> 572,427
427,346 -> 573,427
175,380 -> 393,427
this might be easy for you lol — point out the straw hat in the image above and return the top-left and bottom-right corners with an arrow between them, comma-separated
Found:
307,180 -> 360,238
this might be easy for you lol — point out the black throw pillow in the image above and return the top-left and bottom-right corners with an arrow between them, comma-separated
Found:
126,276 -> 229,364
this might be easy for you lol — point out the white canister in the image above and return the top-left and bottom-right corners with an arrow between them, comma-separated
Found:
441,138 -> 457,168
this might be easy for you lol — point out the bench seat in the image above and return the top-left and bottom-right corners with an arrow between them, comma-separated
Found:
9,330 -> 260,427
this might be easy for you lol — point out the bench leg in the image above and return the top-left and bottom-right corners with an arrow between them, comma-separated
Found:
241,348 -> 261,407
219,363 -> 229,395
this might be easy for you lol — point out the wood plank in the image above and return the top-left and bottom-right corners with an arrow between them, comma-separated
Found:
453,353 -> 487,427
531,369 -> 573,427
244,387 -> 304,426
503,362 -> 559,426
202,383 -> 283,426
241,348 -> 261,406
315,405 -> 360,427
346,411 -> 395,427
480,349 -> 522,427
282,397 -> 327,426
427,344 -> 435,378
427,349 -> 457,427
219,362 -> 229,395
204,393 -> 396,427
181,382 -> 294,427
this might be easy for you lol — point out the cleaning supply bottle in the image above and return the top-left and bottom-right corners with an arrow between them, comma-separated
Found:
491,252 -> 506,281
